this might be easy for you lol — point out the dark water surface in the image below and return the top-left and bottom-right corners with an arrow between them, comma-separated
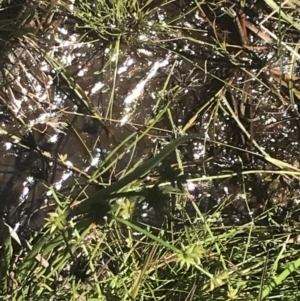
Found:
1,0 -> 300,236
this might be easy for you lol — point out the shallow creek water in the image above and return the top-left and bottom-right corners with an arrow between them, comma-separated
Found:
1,1 -> 300,236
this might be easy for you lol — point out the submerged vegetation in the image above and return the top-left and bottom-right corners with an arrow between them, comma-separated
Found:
1,0 -> 300,300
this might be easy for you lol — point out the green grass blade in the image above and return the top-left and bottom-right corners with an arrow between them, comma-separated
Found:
70,133 -> 201,216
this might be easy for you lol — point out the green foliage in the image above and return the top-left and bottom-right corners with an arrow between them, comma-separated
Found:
116,196 -> 138,219
46,207 -> 68,233
176,243 -> 205,270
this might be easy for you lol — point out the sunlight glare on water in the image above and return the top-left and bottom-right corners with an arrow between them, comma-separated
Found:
91,82 -> 104,95
121,55 -> 171,125
118,58 -> 134,74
